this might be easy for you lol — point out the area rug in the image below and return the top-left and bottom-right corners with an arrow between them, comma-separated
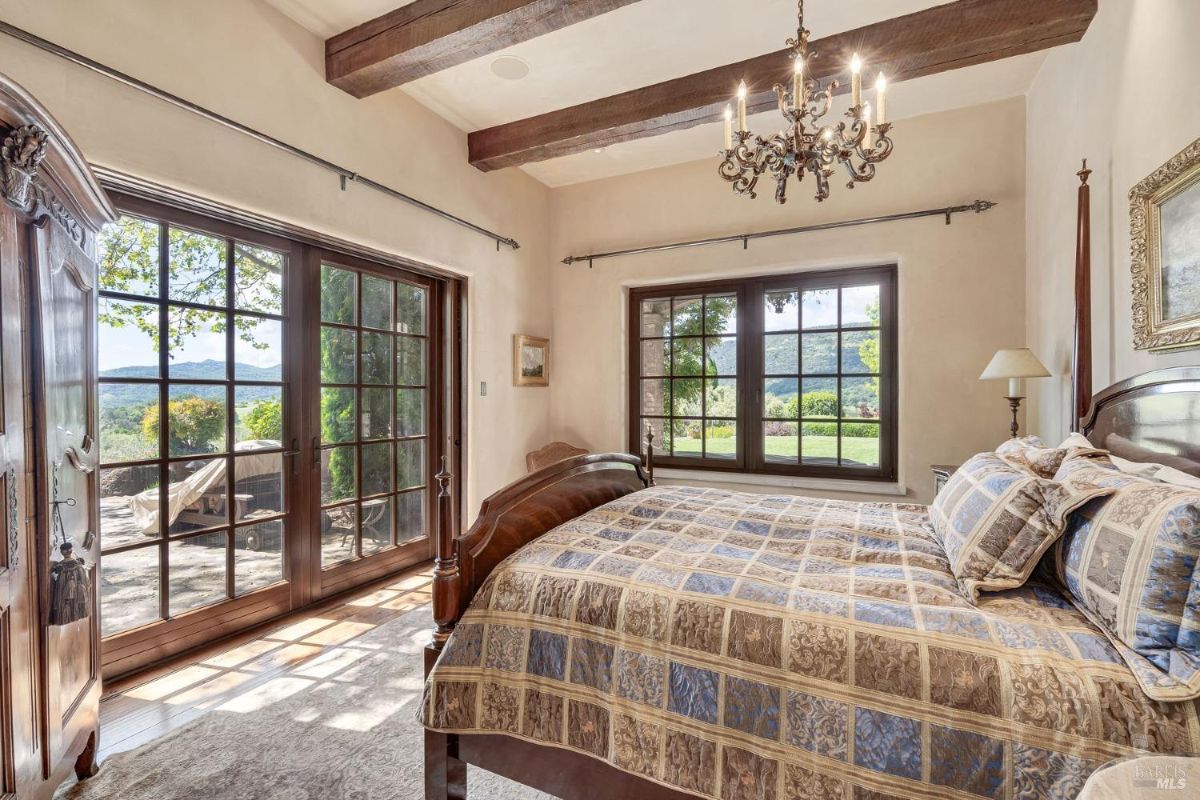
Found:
60,605 -> 554,800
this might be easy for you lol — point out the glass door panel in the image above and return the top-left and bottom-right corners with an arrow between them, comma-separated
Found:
97,213 -> 292,639
317,261 -> 430,571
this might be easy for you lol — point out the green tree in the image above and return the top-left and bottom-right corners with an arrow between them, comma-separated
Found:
859,299 -> 880,389
144,397 -> 224,454
669,296 -> 736,399
98,217 -> 282,356
320,265 -> 357,500
244,399 -> 283,441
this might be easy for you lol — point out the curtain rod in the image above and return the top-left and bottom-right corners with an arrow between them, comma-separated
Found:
0,20 -> 521,251
561,199 -> 997,266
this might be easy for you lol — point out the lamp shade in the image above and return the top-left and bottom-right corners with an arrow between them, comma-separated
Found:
979,348 -> 1051,380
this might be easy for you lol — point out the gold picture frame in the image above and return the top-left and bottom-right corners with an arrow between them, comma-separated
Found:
1130,134 -> 1200,351
513,334 -> 549,386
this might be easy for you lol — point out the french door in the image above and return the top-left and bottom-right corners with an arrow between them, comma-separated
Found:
306,249 -> 440,600
95,196 -> 451,678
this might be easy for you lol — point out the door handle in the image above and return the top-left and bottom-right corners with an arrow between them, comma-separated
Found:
281,439 -> 302,475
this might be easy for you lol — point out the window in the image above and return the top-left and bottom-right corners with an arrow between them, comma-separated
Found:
97,214 -> 290,636
629,266 -> 896,480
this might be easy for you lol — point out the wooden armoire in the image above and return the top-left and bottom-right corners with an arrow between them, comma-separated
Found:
0,75 -> 115,797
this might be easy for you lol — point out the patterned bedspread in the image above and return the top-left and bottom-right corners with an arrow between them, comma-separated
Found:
421,486 -> 1200,799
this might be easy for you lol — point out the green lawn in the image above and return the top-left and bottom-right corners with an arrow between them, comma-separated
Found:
672,434 -> 879,465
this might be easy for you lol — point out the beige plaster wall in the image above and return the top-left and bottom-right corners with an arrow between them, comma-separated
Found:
1025,0 -> 1200,442
548,98 -> 1029,504
0,0 -> 554,515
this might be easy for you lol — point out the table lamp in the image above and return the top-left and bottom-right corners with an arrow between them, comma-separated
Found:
979,348 -> 1051,438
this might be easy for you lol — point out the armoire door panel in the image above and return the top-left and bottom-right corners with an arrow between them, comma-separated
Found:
31,218 -> 100,779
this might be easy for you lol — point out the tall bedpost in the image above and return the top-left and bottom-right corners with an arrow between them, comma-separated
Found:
1071,159 -> 1093,432
645,425 -> 657,487
426,454 -> 467,800
428,455 -> 461,665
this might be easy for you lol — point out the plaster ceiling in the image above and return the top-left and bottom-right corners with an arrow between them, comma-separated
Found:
262,0 -> 1050,187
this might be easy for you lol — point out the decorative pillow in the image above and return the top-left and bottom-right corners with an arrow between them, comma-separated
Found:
1052,456 -> 1200,701
929,452 -> 1113,601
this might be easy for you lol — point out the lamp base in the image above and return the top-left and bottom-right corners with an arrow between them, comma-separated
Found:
1005,396 -> 1025,439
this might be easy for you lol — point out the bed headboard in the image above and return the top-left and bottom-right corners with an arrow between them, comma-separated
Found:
1080,367 -> 1200,476
1070,161 -> 1200,476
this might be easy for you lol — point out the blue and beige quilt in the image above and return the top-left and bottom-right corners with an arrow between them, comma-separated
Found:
421,486 -> 1200,799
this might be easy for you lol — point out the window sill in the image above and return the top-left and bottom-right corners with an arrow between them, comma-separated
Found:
654,468 -> 907,496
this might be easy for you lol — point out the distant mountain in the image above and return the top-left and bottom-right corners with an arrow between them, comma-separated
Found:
99,360 -> 281,408
101,359 -> 280,381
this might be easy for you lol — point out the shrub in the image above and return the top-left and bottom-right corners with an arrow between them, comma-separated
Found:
841,422 -> 879,438
707,425 -> 735,439
143,397 -> 224,455
244,399 -> 282,441
800,391 -> 838,418
796,422 -> 878,438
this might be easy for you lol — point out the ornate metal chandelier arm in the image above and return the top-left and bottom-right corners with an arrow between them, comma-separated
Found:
857,128 -> 894,163
719,131 -> 776,199
800,154 -> 833,202
804,81 -> 836,124
841,157 -> 876,188
773,84 -> 796,121
833,115 -> 871,152
729,134 -> 761,171
718,151 -> 760,198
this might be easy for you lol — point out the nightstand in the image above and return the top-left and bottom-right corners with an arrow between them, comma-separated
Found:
931,464 -> 958,498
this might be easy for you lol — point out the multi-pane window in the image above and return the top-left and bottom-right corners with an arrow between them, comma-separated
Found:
318,263 -> 428,567
637,293 -> 739,461
629,266 -> 896,480
97,214 -> 288,636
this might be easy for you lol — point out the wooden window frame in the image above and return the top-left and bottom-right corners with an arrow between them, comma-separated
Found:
627,265 -> 898,482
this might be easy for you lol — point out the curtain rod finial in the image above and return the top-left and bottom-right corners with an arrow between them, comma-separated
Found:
1078,159 -> 1092,184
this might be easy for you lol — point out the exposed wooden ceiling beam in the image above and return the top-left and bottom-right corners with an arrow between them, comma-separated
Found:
327,0 -> 643,98
468,0 -> 1096,172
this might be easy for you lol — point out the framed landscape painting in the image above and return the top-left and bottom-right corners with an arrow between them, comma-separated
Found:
1131,134 -> 1200,351
513,334 -> 549,386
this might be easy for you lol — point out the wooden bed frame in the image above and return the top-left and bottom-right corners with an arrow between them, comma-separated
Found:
422,164 -> 1200,800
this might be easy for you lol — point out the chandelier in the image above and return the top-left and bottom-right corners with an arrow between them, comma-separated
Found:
718,0 -> 893,204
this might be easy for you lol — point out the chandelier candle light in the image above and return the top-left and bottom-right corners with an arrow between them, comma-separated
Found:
719,0 -> 894,203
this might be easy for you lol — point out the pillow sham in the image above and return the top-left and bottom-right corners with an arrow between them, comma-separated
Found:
930,452 -> 1112,600
1052,456 -> 1200,701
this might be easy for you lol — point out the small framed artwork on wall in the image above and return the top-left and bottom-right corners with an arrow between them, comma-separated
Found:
1130,134 -> 1200,351
513,334 -> 549,386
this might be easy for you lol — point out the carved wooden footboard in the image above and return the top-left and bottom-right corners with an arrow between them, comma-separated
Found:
426,448 -> 652,665
424,442 -> 655,800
